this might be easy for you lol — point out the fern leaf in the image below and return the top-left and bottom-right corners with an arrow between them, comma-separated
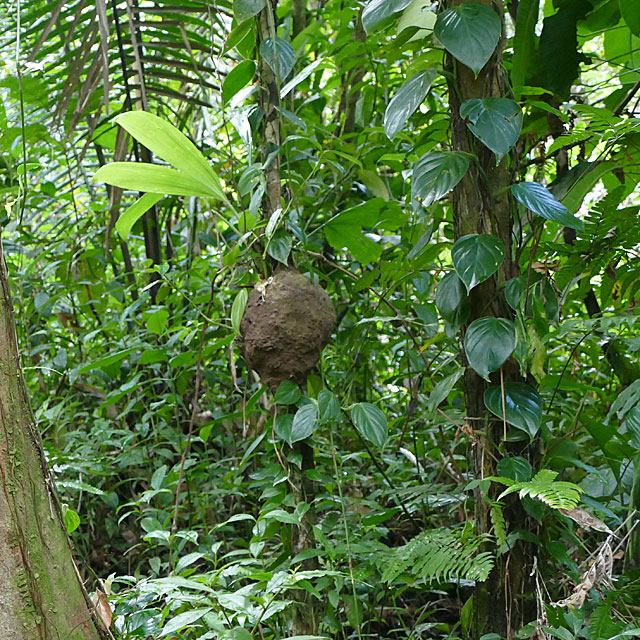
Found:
498,469 -> 582,510
375,528 -> 494,584
490,503 -> 507,550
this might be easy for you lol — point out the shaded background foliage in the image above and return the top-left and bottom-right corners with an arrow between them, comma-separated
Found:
1,0 -> 640,638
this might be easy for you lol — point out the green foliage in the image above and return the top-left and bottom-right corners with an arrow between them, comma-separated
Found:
498,470 -> 583,510
1,0 -> 639,638
374,527 -> 494,583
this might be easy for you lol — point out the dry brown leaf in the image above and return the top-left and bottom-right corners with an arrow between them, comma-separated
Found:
559,507 -> 613,534
91,589 -> 113,628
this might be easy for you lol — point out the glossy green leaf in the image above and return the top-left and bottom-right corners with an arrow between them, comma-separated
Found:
233,0 -> 266,23
231,289 -> 248,336
620,0 -> 640,36
274,380 -> 302,405
259,37 -> 294,82
267,229 -> 292,264
318,389 -> 341,422
460,98 -> 523,158
434,2 -> 501,74
511,182 -> 584,231
63,506 -> 81,534
351,402 -> 388,447
411,151 -> 470,208
435,271 -> 467,322
116,193 -> 163,240
362,0 -> 413,33
159,608 -> 211,637
274,413 -> 294,444
94,163 -> 222,198
113,111 -> 225,200
291,403 -> 318,443
496,456 -> 532,482
464,317 -> 516,380
384,69 -> 436,139
223,59 -> 256,102
626,404 -> 640,448
451,234 -> 505,292
484,382 -> 543,439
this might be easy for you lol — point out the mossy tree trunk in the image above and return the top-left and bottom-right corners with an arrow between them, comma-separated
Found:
0,235 -> 111,640
445,1 -> 536,637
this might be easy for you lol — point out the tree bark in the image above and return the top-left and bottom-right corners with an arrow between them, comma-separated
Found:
0,234 -> 111,640
445,1 -> 535,637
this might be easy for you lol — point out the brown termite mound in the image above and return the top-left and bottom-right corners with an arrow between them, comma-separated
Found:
240,268 -> 336,391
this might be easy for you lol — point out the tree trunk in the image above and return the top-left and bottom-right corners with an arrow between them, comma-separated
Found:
445,1 -> 535,637
0,234 -> 110,640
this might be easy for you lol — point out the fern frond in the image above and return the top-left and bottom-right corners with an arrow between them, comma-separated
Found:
498,469 -> 582,510
490,502 -> 507,550
374,528 -> 494,584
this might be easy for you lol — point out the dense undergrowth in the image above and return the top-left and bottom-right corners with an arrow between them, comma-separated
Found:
2,0 -> 640,638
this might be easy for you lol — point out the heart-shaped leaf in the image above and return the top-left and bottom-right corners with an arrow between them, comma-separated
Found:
451,234 -> 505,292
362,0 -> 413,33
318,390 -> 341,422
274,380 -> 301,405
511,182 -> 584,231
291,403 -> 318,443
411,151 -> 470,208
460,98 -> 523,158
233,0 -> 266,24
484,382 -> 543,439
435,271 -> 467,322
434,2 -> 501,74
464,317 -> 516,380
259,37 -> 294,82
384,69 -> 436,139
351,402 -> 388,447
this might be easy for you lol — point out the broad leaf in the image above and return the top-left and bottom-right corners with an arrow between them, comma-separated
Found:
511,182 -> 583,231
233,0 -> 266,24
223,60 -> 257,102
411,151 -> 469,208
464,317 -> 516,380
291,403 -> 318,443
159,608 -> 211,637
435,271 -> 467,322
94,163 -> 221,199
397,0 -> 436,40
496,456 -> 532,482
115,193 -> 163,240
434,2 -> 501,74
460,98 -> 523,158
362,0 -> 413,33
267,229 -> 292,264
318,389 -> 341,422
274,380 -> 302,405
484,382 -> 543,439
620,0 -> 640,36
259,37 -> 294,82
351,403 -> 388,447
384,69 -> 436,139
451,234 -> 505,292
113,111 -> 225,200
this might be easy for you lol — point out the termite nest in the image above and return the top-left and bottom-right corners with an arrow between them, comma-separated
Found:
240,268 -> 336,391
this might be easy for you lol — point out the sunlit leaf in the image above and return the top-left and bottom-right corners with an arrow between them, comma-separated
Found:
384,69 -> 436,139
